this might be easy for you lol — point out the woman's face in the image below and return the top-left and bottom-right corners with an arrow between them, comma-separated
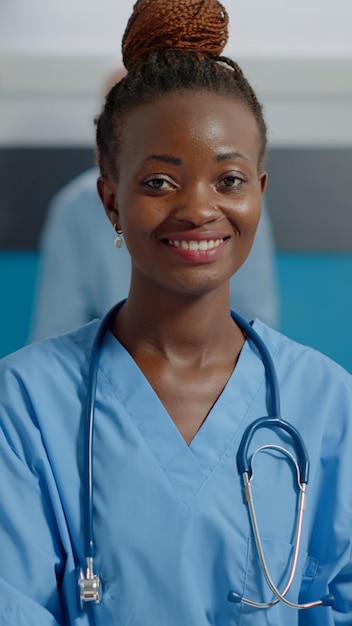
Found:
100,89 -> 267,297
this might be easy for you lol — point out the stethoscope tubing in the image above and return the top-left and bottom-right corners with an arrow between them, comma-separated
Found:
80,302 -> 334,612
83,301 -> 125,558
230,310 -> 309,485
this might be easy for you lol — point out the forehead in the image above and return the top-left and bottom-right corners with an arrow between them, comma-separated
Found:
118,90 -> 261,166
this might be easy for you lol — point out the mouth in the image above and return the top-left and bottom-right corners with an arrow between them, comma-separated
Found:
165,238 -> 225,251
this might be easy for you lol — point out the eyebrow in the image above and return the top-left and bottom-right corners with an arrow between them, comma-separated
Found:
143,154 -> 182,166
216,151 -> 250,163
141,151 -> 249,166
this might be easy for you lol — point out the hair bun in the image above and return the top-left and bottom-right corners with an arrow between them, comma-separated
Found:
122,0 -> 229,71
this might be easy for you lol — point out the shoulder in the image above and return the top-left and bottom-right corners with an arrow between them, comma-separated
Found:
0,321 -> 100,458
0,321 -> 99,395
251,320 -> 352,471
0,322 -> 100,489
253,319 -> 352,403
255,319 -> 350,375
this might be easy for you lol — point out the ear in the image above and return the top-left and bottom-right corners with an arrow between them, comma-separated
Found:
259,170 -> 268,194
97,176 -> 120,229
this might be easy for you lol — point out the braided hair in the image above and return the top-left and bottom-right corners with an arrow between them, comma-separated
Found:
96,0 -> 267,179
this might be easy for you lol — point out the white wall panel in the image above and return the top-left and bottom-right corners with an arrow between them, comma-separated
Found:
1,55 -> 351,147
1,0 -> 352,58
1,0 -> 352,147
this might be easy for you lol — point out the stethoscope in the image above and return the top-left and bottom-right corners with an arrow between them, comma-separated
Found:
78,301 -> 335,614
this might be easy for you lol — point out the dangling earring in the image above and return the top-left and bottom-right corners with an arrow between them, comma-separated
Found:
113,224 -> 124,248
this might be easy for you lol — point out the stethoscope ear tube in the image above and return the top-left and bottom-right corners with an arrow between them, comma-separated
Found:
237,417 -> 310,485
230,311 -> 281,418
228,312 -> 333,611
83,302 -> 124,558
230,310 -> 309,486
79,300 -> 126,611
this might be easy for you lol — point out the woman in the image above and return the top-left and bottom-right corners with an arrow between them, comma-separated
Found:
0,0 -> 351,624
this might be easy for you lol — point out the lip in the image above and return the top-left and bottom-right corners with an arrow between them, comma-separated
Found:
160,232 -> 230,263
161,231 -> 231,242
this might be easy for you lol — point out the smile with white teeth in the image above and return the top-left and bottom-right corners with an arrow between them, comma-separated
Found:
168,239 -> 223,251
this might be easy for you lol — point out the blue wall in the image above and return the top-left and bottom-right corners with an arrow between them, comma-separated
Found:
1,251 -> 352,372
0,252 -> 39,356
277,253 -> 352,372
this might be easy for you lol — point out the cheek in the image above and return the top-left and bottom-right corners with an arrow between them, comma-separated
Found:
250,204 -> 262,232
228,197 -> 262,234
119,193 -> 168,234
118,203 -> 161,255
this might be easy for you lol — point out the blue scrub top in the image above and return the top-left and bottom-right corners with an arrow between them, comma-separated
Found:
0,319 -> 352,625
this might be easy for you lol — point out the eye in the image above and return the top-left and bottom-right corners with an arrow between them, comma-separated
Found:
143,175 -> 175,190
147,178 -> 165,189
219,174 -> 244,189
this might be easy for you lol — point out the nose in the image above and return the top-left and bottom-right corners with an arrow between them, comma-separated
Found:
171,181 -> 220,227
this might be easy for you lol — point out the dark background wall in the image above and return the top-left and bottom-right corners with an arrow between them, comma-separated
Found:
1,146 -> 351,251
265,148 -> 352,252
0,148 -> 96,250
1,145 -> 352,370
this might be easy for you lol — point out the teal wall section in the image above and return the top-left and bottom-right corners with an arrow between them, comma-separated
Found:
0,252 -> 39,357
277,253 -> 352,372
1,251 -> 351,372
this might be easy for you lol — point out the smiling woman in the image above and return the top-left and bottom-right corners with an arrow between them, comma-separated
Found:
0,0 -> 352,625
98,90 -> 265,305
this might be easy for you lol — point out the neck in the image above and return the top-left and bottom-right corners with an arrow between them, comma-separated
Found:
111,282 -> 244,367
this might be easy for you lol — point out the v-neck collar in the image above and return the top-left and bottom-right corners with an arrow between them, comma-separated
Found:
95,320 -> 279,505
